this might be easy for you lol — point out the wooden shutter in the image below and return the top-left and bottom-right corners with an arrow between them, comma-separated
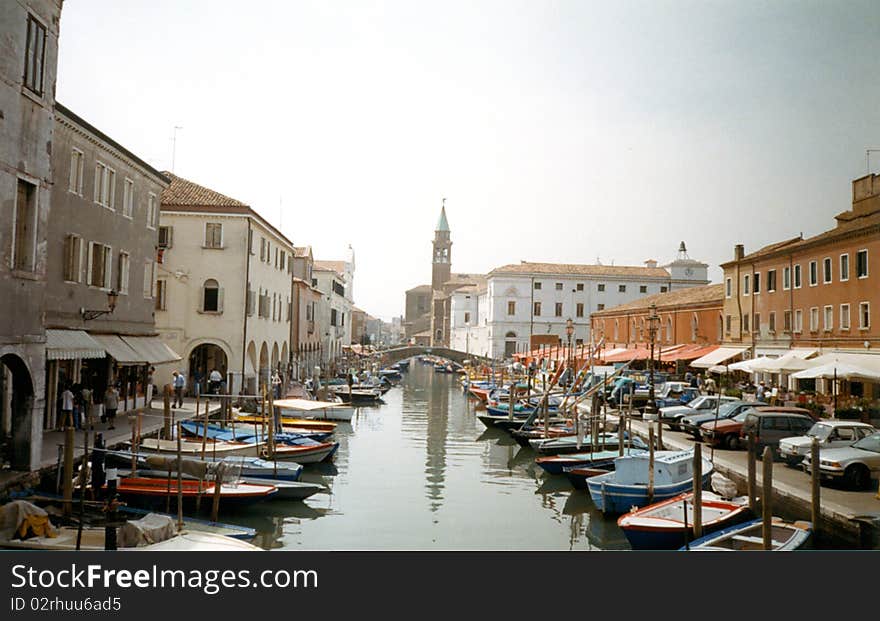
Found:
217,288 -> 224,313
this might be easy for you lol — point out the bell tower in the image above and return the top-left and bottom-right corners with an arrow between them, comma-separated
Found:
432,199 -> 452,291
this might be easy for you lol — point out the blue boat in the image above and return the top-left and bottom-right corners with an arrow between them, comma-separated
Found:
208,456 -> 303,481
587,450 -> 713,514
681,517 -> 812,551
538,447 -> 648,476
181,421 -> 331,444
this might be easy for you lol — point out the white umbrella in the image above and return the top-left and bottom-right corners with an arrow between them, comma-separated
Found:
754,352 -> 818,374
727,356 -> 772,372
790,362 -> 880,382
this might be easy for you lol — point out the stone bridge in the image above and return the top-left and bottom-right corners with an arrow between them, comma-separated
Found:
375,346 -> 492,366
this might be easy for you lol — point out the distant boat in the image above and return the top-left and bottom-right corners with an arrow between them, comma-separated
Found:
326,386 -> 383,406
238,477 -> 325,501
618,491 -> 752,550
537,446 -> 647,476
587,450 -> 713,514
681,518 -> 812,551
138,437 -> 261,458
274,396 -> 357,421
530,433 -> 643,455
114,477 -> 278,506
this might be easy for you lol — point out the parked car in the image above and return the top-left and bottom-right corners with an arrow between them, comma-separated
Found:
778,420 -> 876,466
654,386 -> 701,410
679,400 -> 753,440
700,408 -> 753,449
802,432 -> 880,490
647,395 -> 739,431
739,407 -> 815,459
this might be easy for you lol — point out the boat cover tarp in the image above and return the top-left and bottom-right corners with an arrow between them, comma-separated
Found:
0,500 -> 58,540
144,455 -> 220,479
274,398 -> 347,411
119,513 -> 176,548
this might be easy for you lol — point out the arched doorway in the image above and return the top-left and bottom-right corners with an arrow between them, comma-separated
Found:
281,342 -> 288,369
246,341 -> 257,394
188,342 -> 228,396
0,354 -> 35,471
271,342 -> 279,373
259,342 -> 269,389
504,331 -> 517,358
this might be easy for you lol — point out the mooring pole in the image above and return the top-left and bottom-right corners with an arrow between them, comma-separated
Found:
762,445 -> 773,550
62,426 -> 74,517
692,443 -> 703,540
747,434 -> 757,515
811,437 -> 820,540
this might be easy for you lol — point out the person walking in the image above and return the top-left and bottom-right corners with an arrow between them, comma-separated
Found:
60,384 -> 75,430
272,370 -> 283,400
81,384 -> 94,431
704,375 -> 717,396
90,433 -> 106,500
173,370 -> 185,408
209,368 -> 223,395
104,384 -> 119,430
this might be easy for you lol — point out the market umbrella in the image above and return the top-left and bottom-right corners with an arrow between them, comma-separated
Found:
791,362 -> 880,417
727,356 -> 773,373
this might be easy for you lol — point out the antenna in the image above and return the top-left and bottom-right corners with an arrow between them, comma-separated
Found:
171,126 -> 183,173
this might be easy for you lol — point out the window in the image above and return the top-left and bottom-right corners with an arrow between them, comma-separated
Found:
12,179 -> 38,272
554,302 -> 563,317
823,305 -> 833,331
246,285 -> 256,316
576,303 -> 584,317
597,283 -> 605,292
596,304 -> 605,311
857,250 -> 868,278
63,234 -> 83,282
660,286 -> 667,293
464,312 -> 470,324
121,178 -> 134,218
68,149 -> 84,194
205,223 -> 223,248
767,270 -> 776,292
783,310 -> 792,333
158,226 -> 173,248
142,260 -> 154,298
742,313 -> 749,333
117,252 -> 129,295
794,264 -> 802,288
576,283 -> 584,291
840,254 -> 849,282
725,314 -> 731,333
330,308 -> 338,326
809,260 -> 817,286
822,257 -> 832,284
840,304 -> 851,330
93,162 -> 115,209
87,242 -> 112,289
809,307 -> 819,332
533,302 -> 541,316
201,279 -> 221,312
639,285 -> 647,294
859,302 -> 870,330
743,274 -> 750,295
265,241 -> 271,263
23,14 -> 47,96
618,284 -> 626,293
783,266 -> 791,290
534,281 -> 542,290
753,273 -> 760,295
146,193 -> 157,229
555,283 -> 563,291
768,311 -> 776,333
507,301 -> 515,316
725,278 -> 731,298
794,309 -> 803,333
260,238 -> 266,261
754,313 -> 760,333
155,279 -> 166,311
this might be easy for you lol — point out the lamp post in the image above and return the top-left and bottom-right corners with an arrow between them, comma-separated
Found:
80,290 -> 119,321
565,318 -> 574,386
644,303 -> 660,416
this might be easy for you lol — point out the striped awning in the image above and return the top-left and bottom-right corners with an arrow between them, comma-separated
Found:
690,346 -> 749,369
90,334 -> 146,365
121,336 -> 182,365
45,329 -> 106,361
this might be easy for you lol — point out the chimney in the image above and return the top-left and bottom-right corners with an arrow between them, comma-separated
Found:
734,244 -> 744,261
644,259 -> 658,269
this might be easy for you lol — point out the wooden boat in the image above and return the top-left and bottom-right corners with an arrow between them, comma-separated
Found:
326,386 -> 382,406
235,414 -> 337,432
239,477 -> 325,500
681,517 -> 813,551
0,524 -> 261,551
181,421 -> 332,443
530,433 -> 643,455
537,447 -> 647,476
133,530 -> 262,551
587,450 -> 714,515
563,463 -> 617,489
138,437 -> 262,457
115,477 -> 278,505
618,492 -> 752,550
210,456 -> 303,481
468,385 -> 496,403
511,424 -> 579,446
274,396 -> 356,421
268,439 -> 338,464
118,506 -> 256,540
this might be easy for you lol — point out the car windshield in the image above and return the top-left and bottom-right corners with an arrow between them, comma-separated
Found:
731,410 -> 753,423
807,423 -> 833,441
688,396 -> 708,408
715,401 -> 740,417
852,434 -> 880,454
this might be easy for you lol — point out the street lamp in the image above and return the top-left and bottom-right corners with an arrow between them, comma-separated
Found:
80,290 -> 119,321
565,318 -> 574,385
644,303 -> 661,416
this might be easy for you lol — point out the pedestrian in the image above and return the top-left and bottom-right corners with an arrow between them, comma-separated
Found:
209,368 -> 223,395
194,369 -> 203,400
90,433 -> 106,500
103,384 -> 119,430
173,370 -> 185,408
146,366 -> 156,407
81,383 -> 94,430
689,373 -> 699,389
61,384 -> 75,430
756,381 -> 767,403
704,375 -> 717,396
272,370 -> 283,400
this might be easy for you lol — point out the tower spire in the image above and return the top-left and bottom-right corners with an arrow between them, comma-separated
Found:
436,198 -> 450,232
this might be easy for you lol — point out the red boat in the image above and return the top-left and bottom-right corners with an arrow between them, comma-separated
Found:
468,386 -> 493,403
267,440 -> 338,464
114,477 -> 277,504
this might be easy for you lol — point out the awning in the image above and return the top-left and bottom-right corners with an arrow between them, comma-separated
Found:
90,334 -> 146,365
728,356 -> 773,372
690,346 -> 749,369
798,352 -> 880,377
121,336 -> 182,365
752,350 -> 819,373
662,344 -> 719,362
45,329 -> 106,361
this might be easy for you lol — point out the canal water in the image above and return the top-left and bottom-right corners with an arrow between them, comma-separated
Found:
223,360 -> 632,550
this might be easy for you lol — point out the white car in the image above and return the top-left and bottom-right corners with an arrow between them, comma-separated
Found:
647,395 -> 738,431
778,420 -> 876,466
802,432 -> 880,490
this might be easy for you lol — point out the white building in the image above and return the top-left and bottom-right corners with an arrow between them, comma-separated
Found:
313,252 -> 355,367
154,173 -> 295,394
453,246 -> 709,360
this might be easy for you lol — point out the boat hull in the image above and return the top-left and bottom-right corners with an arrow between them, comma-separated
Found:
587,472 -> 712,514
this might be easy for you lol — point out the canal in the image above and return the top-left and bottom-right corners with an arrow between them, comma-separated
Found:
225,360 -> 632,550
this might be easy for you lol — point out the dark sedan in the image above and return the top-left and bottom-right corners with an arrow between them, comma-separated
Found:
679,400 -> 752,439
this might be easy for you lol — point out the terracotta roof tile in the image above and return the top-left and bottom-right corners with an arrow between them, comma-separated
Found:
591,283 -> 724,316
292,246 -> 312,258
314,260 -> 347,275
489,261 -> 671,279
160,172 -> 248,207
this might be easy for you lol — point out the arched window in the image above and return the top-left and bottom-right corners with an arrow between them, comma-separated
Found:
717,313 -> 724,342
202,279 -> 222,313
613,320 -> 619,342
666,316 -> 673,343
505,331 -> 517,338
691,313 -> 699,342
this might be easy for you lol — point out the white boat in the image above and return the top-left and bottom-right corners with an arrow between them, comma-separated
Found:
239,477 -> 325,500
137,438 -> 263,457
273,397 -> 356,422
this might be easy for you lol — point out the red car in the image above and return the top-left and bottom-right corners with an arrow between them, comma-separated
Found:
700,406 -> 815,450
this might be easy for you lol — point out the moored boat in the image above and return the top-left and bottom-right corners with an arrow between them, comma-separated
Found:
681,517 -> 812,551
537,447 -> 647,476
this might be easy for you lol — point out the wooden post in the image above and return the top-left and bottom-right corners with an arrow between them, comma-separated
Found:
618,398 -> 625,456
176,421 -> 183,532
508,377 -> 515,421
747,434 -> 757,514
163,384 -> 172,440
75,427 -> 89,550
210,463 -> 225,522
62,427 -> 74,517
201,393 -> 209,461
657,412 -> 663,451
647,425 -> 655,504
130,416 -> 137,473
692,443 -> 703,540
268,390 -> 275,460
762,445 -> 773,550
811,437 -> 820,539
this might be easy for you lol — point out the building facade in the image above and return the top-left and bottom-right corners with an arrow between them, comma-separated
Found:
313,255 -> 354,368
43,104 -> 174,429
154,174 -> 295,395
0,0 -> 63,470
290,246 -> 322,381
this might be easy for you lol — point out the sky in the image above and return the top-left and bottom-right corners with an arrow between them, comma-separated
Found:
56,1 -> 880,322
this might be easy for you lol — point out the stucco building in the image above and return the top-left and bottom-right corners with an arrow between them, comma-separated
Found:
290,246 -> 322,380
313,253 -> 355,367
154,173 -> 295,395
